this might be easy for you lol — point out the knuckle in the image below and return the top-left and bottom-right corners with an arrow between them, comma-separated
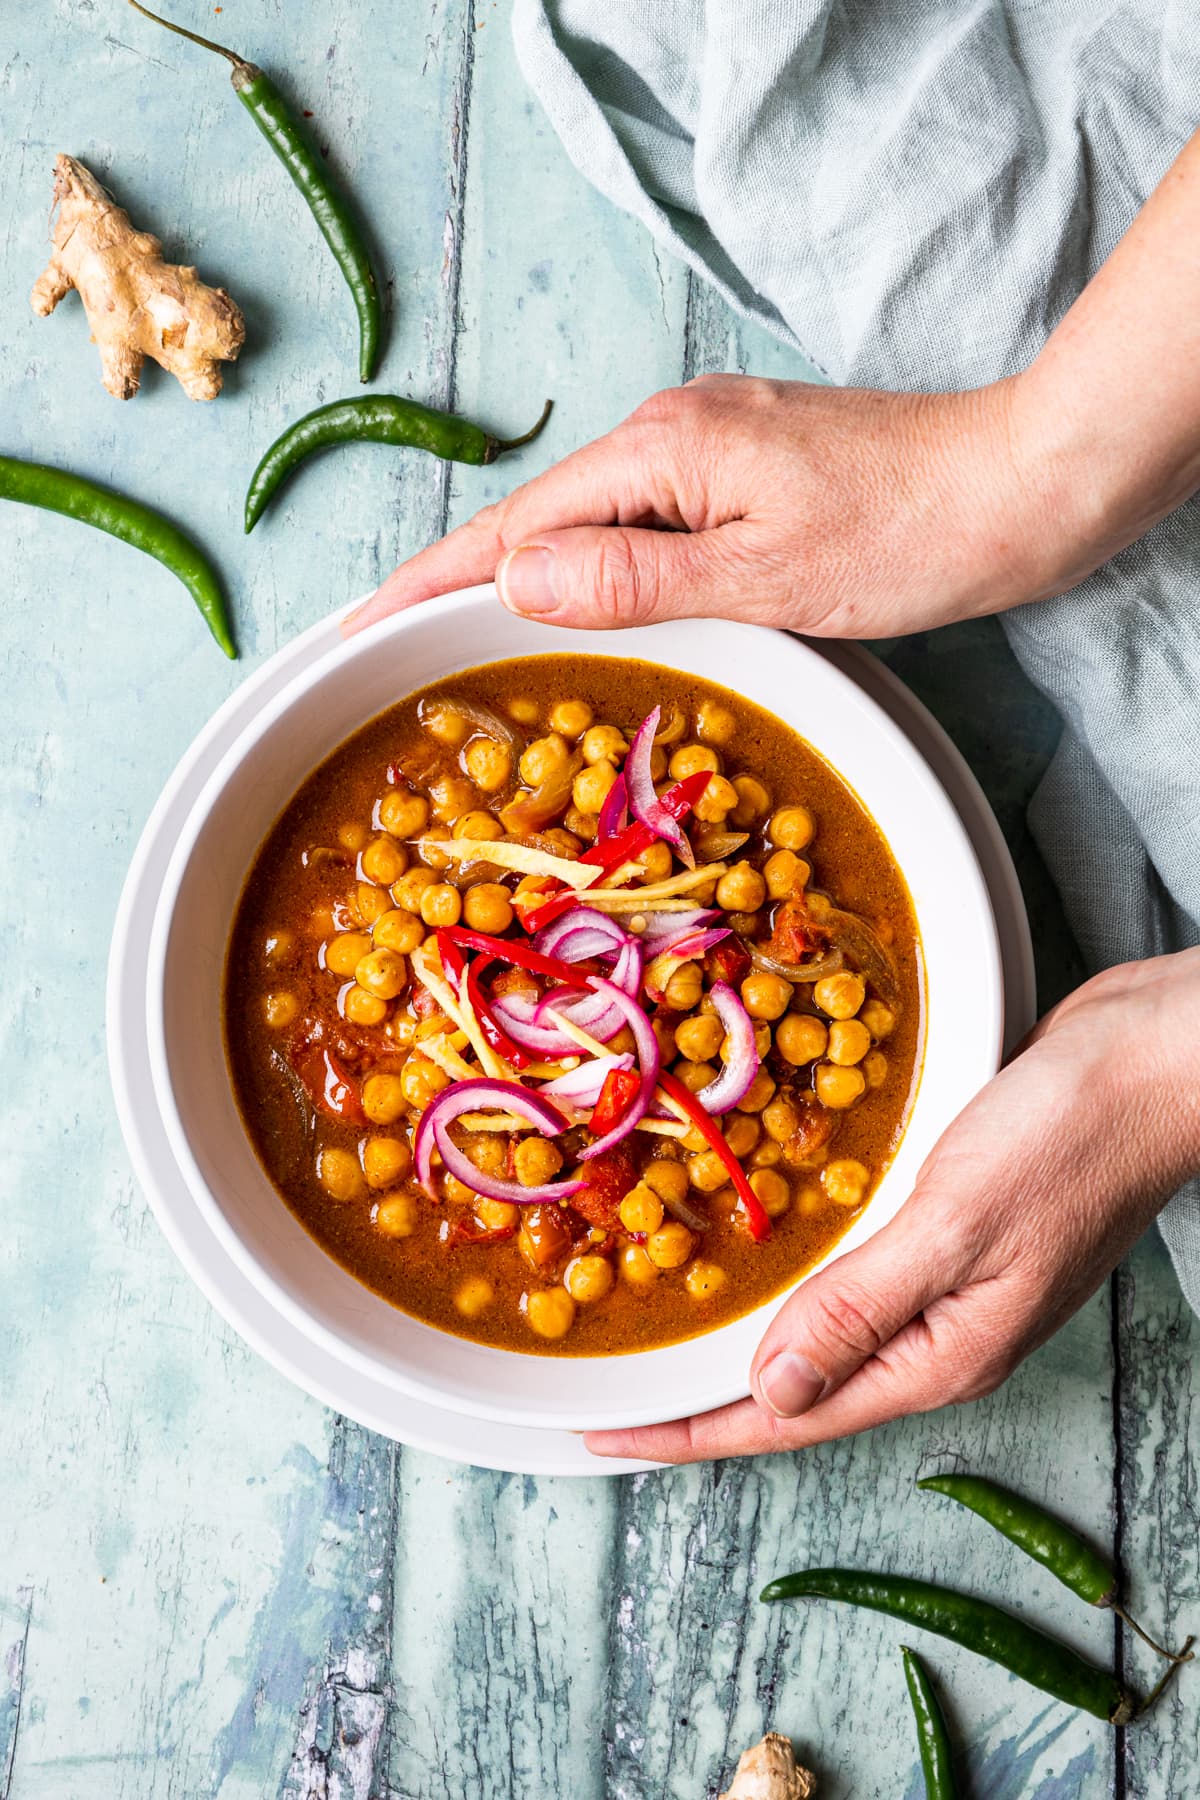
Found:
804,1284 -> 886,1370
590,529 -> 651,624
631,385 -> 687,428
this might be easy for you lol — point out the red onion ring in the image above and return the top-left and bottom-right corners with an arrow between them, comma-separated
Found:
539,1051 -> 635,1107
577,977 -> 660,1160
694,980 -> 760,1114
597,770 -> 629,841
412,1078 -> 586,1206
533,907 -> 630,960
625,706 -> 693,867
538,937 -> 643,1038
488,992 -> 580,1058
636,908 -> 721,945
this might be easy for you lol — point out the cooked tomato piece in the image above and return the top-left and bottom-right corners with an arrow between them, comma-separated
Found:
568,1143 -> 637,1230
518,1203 -> 573,1270
704,939 -> 752,988
589,1067 -> 641,1137
782,1094 -> 834,1166
444,1216 -> 516,1249
767,895 -> 828,963
291,1038 -> 366,1125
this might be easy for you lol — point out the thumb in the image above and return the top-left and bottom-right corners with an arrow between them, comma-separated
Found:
496,523 -> 750,629
749,1209 -> 958,1421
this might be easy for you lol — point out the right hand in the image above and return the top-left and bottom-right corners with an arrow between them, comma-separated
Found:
345,371 -> 1088,641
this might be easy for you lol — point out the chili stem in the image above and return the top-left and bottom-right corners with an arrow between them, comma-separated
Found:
1136,1636 -> 1195,1716
1110,1604 -> 1196,1666
127,0 -> 247,70
487,398 -> 553,458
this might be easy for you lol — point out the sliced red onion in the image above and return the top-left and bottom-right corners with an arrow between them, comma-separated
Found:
597,770 -> 629,842
578,977 -> 660,1160
489,992 -> 581,1058
694,980 -> 759,1115
533,907 -> 629,961
636,907 -> 721,945
413,1077 -> 586,1205
538,1051 -> 635,1107
625,706 -> 693,867
647,927 -> 731,967
539,937 -> 644,1039
546,924 -> 626,963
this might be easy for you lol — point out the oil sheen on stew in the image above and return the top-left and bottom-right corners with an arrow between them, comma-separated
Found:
224,655 -> 923,1355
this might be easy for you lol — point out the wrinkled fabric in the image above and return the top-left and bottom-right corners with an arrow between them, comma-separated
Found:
512,0 -> 1200,1308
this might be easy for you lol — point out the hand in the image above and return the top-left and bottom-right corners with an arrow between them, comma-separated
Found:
344,371 -> 1094,642
585,950 -> 1200,1465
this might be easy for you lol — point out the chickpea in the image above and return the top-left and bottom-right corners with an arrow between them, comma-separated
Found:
264,928 -> 296,966
775,1013 -> 828,1066
750,1166 -> 791,1218
827,1018 -> 871,1067
362,1073 -> 407,1126
736,1067 -> 777,1113
379,788 -> 429,838
752,1020 -> 773,1059
751,1140 -> 782,1168
309,904 -> 337,940
374,1192 -> 419,1237
543,827 -> 583,858
263,990 -> 299,1030
675,1014 -> 725,1062
764,849 -> 808,899
663,961 -> 703,1010
644,1159 -> 689,1205
607,1025 -> 638,1057
465,1135 -> 508,1177
696,700 -> 737,747
768,805 -> 815,851
581,724 -> 627,765
424,702 -> 470,747
355,949 -> 407,1000
317,1147 -> 366,1202
550,698 -> 594,739
338,821 -> 368,853
523,1287 -> 576,1339
455,1276 -> 495,1317
430,775 -> 475,824
344,986 -> 389,1027
400,1055 -> 451,1110
324,930 -> 374,978
361,836 -> 408,886
508,697 -> 539,725
618,1184 -> 664,1235
373,909 -> 426,955
680,1126 -> 709,1154
692,774 -> 739,823
716,862 -> 767,912
393,868 -> 438,913
863,1048 -> 889,1089
814,1062 -> 867,1109
618,1243 -> 659,1289
823,1158 -> 870,1208
687,1150 -> 729,1194
724,1114 -> 760,1159
355,882 -> 391,927
741,971 -> 792,1021
573,761 -> 618,815
476,1197 -> 518,1230
813,971 -> 867,1020
386,1015 -> 418,1052
514,1136 -> 563,1187
565,1253 -> 614,1303
685,1260 -> 727,1299
675,1060 -> 717,1095
669,744 -> 720,782
633,840 -> 674,883
419,883 -> 463,929
762,1094 -> 801,1143
563,806 -> 598,842
859,999 -> 896,1040
443,1173 -> 477,1206
646,1221 -> 694,1268
464,738 -> 513,793
423,827 -> 454,873
730,774 -> 771,826
519,733 -> 571,786
649,745 -> 669,782
463,883 -> 514,934
453,810 -> 505,841
363,1136 -> 412,1189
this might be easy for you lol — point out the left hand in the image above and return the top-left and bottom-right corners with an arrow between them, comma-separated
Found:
585,950 -> 1200,1465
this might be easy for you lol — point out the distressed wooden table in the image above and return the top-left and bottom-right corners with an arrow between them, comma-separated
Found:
2,5 -> 1196,1795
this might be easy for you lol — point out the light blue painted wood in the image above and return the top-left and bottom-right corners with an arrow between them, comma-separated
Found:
1,4 -> 1194,1796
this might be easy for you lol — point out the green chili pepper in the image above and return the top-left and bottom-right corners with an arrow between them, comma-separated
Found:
902,1649 -> 956,1798
918,1474 -> 1195,1665
760,1569 -> 1135,1724
128,1 -> 382,382
0,455 -> 235,658
243,395 -> 553,532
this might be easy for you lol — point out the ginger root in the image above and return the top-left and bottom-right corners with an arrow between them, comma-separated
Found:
720,1733 -> 816,1800
32,154 -> 244,400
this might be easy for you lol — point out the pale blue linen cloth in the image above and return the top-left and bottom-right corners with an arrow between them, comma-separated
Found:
511,0 -> 1200,1308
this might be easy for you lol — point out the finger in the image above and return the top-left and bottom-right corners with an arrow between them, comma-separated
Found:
341,418 -> 687,636
746,1204 -> 969,1421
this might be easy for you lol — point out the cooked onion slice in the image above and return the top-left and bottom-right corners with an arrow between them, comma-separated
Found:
695,980 -> 760,1114
625,706 -> 693,867
748,943 -> 845,984
413,1079 -> 586,1206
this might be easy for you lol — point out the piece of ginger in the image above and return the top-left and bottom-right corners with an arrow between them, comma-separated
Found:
720,1732 -> 816,1800
31,154 -> 244,400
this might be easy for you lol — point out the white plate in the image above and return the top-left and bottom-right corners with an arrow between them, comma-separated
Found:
108,604 -> 1033,1475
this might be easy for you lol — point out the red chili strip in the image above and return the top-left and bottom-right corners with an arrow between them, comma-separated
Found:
656,1067 -> 772,1243
465,956 -> 533,1069
437,929 -> 468,993
442,926 -> 591,987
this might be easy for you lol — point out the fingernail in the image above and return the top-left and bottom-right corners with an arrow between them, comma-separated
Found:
757,1350 -> 826,1418
497,545 -> 559,615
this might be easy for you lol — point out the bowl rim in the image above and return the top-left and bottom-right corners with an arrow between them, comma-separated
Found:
144,587 -> 1005,1430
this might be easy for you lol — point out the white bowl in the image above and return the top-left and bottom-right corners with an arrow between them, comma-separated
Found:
146,586 -> 1003,1432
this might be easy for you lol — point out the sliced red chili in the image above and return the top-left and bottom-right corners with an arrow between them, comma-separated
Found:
588,1066 -> 641,1137
464,956 -> 532,1069
441,925 -> 590,987
292,1041 -> 366,1125
436,928 -> 468,993
656,1067 -> 771,1242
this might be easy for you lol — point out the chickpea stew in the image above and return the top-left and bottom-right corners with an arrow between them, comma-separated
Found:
224,656 -> 923,1355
